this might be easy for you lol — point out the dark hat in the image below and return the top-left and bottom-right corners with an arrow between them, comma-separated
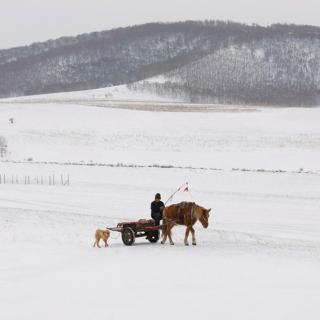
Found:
155,193 -> 161,199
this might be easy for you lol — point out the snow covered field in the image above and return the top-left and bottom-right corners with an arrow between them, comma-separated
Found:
1,102 -> 320,171
0,101 -> 320,320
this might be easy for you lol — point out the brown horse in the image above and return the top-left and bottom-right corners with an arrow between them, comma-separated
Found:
161,202 -> 211,246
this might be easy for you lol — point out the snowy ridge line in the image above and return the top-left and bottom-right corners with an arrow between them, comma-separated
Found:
0,98 -> 261,113
1,160 -> 319,176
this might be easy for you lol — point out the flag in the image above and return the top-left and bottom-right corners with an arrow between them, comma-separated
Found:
165,182 -> 189,204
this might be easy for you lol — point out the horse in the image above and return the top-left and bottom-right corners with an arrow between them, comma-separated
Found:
161,202 -> 211,246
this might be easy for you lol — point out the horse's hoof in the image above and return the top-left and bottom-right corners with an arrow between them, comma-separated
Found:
192,243 -> 197,246
170,243 -> 175,246
185,243 -> 189,246
161,241 -> 164,245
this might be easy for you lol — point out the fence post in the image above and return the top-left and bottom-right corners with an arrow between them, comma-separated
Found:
0,173 -> 67,186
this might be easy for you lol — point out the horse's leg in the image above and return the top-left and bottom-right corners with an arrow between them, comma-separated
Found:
106,235 -> 109,247
167,226 -> 174,245
161,225 -> 168,244
184,226 -> 190,246
190,226 -> 196,245
161,233 -> 166,244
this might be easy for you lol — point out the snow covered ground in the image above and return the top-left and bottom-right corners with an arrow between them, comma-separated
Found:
0,101 -> 320,320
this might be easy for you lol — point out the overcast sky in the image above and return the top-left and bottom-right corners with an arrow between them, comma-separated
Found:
1,0 -> 319,49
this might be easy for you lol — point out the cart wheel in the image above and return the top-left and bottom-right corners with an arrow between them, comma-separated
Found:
147,230 -> 160,243
122,227 -> 135,246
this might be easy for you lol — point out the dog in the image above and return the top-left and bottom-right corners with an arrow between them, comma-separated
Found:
93,228 -> 110,248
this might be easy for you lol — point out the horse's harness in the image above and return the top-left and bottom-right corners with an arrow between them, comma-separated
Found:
174,202 -> 196,225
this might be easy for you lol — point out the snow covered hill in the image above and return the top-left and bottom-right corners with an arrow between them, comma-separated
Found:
1,21 -> 320,106
3,76 -> 178,103
133,38 -> 320,106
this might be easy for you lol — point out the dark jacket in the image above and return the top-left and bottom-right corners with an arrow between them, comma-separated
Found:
151,200 -> 164,223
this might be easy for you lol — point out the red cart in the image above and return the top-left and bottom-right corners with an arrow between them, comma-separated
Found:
107,219 -> 161,246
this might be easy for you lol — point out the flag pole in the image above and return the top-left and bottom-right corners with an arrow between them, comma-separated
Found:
164,182 -> 189,205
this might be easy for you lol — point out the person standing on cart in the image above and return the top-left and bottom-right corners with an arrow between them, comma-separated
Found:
151,193 -> 164,226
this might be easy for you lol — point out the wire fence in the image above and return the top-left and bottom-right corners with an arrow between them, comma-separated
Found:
0,173 -> 70,186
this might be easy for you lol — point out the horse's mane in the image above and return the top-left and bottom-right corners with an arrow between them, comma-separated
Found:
195,204 -> 206,210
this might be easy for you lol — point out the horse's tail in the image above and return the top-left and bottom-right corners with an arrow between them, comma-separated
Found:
161,207 -> 167,238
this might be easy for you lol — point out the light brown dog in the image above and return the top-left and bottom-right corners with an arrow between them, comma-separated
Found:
93,229 -> 110,248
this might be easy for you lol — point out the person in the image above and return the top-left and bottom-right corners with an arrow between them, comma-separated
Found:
151,193 -> 164,226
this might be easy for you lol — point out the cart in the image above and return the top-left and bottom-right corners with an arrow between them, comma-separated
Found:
107,219 -> 161,246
